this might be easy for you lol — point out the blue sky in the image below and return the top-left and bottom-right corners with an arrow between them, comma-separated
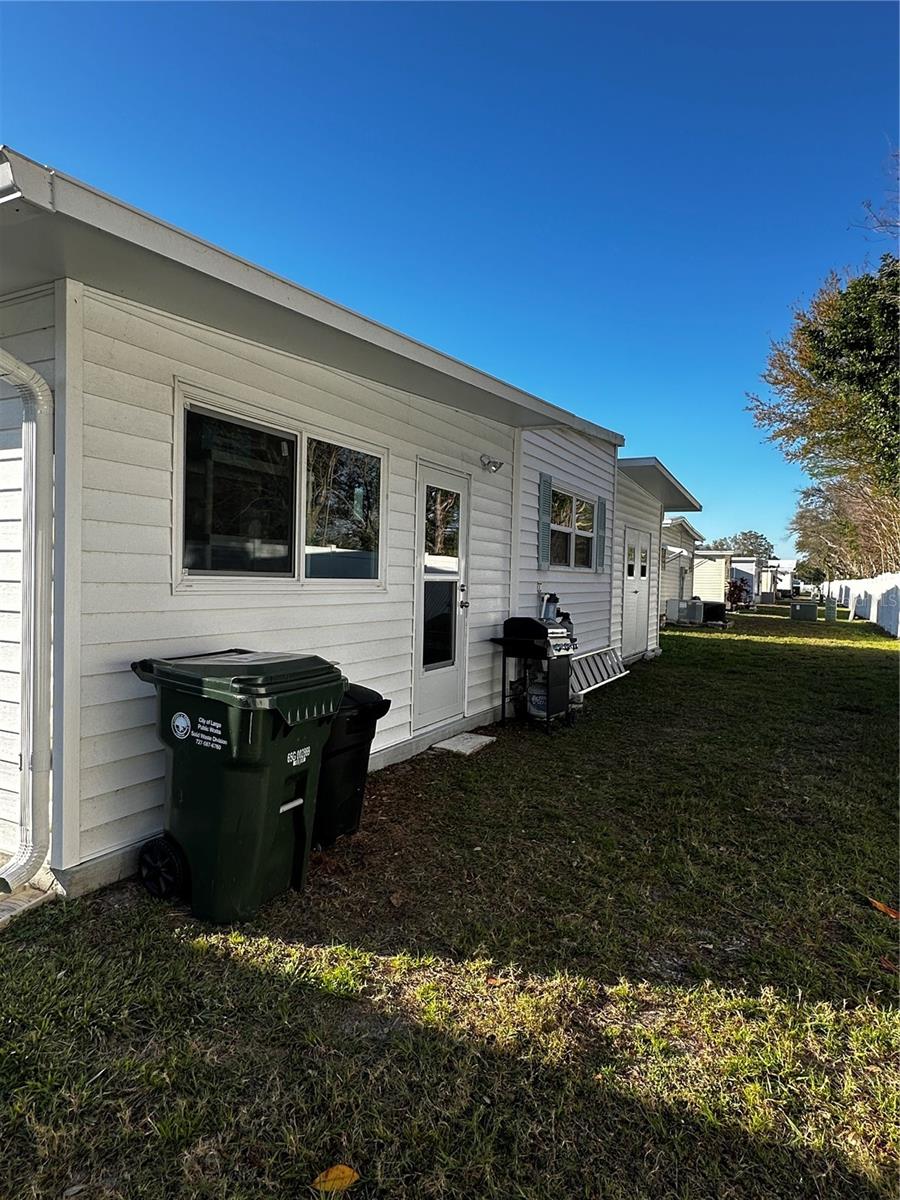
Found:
1,2 -> 896,553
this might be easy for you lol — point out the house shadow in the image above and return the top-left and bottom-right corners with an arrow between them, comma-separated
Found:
253,637 -> 897,1010
5,897 -> 890,1200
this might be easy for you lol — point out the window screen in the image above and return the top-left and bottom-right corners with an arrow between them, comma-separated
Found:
183,409 -> 296,575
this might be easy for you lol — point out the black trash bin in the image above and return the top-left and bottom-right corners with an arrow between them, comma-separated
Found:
312,684 -> 391,849
131,648 -> 347,923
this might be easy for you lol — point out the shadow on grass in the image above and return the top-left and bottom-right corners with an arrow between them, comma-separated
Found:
1,896 -> 890,1200
253,622 -> 898,1007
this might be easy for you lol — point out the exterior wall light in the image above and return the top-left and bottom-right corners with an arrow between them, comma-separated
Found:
480,454 -> 504,473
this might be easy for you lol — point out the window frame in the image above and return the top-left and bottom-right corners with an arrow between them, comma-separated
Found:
549,486 -> 595,570
173,380 -> 389,594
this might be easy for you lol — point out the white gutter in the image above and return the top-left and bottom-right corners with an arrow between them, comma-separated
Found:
0,350 -> 53,893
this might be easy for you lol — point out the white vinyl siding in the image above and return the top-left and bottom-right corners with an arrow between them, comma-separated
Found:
660,523 -> 699,614
76,288 -> 514,862
693,556 -> 730,602
612,474 -> 662,658
0,286 -> 55,856
519,429 -> 616,653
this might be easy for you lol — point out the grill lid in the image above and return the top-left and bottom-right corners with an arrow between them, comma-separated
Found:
502,616 -> 568,639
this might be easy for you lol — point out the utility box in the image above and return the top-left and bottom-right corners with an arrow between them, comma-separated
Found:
790,601 -> 818,622
666,598 -> 704,624
132,649 -> 347,923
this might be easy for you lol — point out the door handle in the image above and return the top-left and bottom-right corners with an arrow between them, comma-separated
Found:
459,600 -> 470,609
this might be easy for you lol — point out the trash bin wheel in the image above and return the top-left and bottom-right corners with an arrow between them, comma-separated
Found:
138,835 -> 189,901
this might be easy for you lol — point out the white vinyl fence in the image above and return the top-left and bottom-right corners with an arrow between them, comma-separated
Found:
826,574 -> 900,638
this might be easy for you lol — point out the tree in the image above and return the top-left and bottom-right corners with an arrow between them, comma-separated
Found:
789,480 -> 900,578
793,559 -> 826,586
704,530 -> 775,561
861,149 -> 899,240
748,254 -> 899,497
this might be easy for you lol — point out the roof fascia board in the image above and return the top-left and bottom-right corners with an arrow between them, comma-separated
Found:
618,456 -> 702,512
0,146 -> 624,444
520,420 -> 624,448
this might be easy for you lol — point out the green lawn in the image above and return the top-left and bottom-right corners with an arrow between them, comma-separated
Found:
2,614 -> 897,1199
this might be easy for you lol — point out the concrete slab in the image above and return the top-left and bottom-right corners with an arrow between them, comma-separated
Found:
432,732 -> 496,756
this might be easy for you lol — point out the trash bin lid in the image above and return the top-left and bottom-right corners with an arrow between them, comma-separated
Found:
132,648 -> 346,708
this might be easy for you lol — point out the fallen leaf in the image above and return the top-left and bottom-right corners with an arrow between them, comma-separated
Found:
485,976 -> 505,987
878,956 -> 898,975
312,1164 -> 360,1193
867,897 -> 900,920
389,892 -> 403,908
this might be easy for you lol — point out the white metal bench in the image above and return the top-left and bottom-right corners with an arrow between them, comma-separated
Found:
569,645 -> 628,696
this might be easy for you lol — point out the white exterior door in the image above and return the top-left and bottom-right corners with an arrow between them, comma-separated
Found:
622,526 -> 651,658
413,465 -> 469,730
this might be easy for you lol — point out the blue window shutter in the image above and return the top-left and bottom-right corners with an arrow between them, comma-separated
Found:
595,496 -> 607,571
538,472 -> 552,570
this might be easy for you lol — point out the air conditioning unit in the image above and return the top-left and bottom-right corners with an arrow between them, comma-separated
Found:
666,598 -> 704,625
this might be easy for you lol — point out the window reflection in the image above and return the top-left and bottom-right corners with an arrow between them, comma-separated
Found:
425,486 -> 460,574
184,409 -> 296,575
306,438 -> 381,579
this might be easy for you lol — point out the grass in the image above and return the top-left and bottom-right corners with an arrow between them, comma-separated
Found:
1,613 -> 897,1199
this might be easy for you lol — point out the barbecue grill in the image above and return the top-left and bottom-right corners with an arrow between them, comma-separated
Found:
490,615 -> 577,731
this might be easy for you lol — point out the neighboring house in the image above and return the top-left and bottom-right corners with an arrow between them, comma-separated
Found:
731,556 -> 762,603
760,557 -> 796,599
659,517 -> 704,615
693,549 -> 732,602
613,459 -> 701,661
0,147 -> 653,896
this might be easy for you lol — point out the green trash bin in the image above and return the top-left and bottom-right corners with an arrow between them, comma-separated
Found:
131,649 -> 347,923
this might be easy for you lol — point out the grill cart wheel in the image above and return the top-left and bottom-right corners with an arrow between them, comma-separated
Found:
138,835 -> 189,901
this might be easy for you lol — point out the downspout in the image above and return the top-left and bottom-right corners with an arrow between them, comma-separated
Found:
0,350 -> 53,893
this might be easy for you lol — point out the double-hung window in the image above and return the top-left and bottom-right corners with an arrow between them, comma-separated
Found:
549,488 -> 595,569
181,401 -> 383,584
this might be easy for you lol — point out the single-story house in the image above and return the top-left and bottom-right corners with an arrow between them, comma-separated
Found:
693,549 -> 732,602
659,517 -> 704,615
0,147 -> 700,901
